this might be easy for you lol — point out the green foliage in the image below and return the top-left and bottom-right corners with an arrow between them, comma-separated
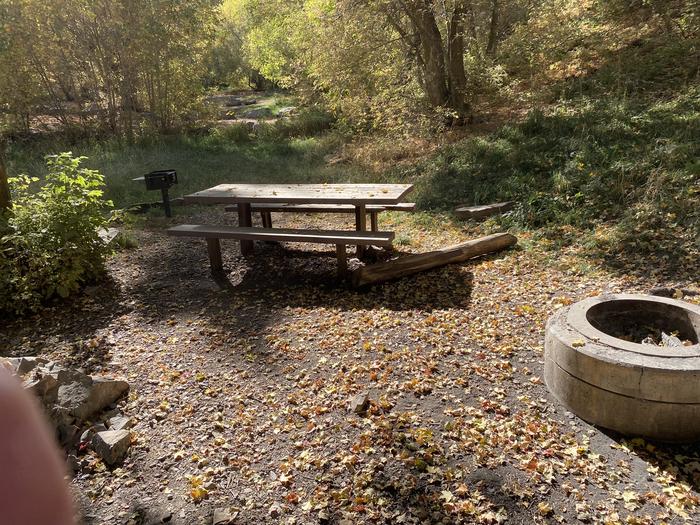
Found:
406,87 -> 700,259
0,0 -> 218,136
0,153 -> 112,315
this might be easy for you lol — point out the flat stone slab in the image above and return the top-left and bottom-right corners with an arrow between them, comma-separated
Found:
454,201 -> 514,220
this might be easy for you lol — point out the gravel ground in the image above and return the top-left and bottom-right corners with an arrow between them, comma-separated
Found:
1,206 -> 699,525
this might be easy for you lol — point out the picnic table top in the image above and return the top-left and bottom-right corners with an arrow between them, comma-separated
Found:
184,183 -> 414,205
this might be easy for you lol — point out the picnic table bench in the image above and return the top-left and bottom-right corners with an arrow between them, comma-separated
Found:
168,225 -> 394,277
168,183 -> 413,279
223,202 -> 415,230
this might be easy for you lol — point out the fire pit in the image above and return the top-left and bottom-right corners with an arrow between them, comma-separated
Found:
544,293 -> 700,442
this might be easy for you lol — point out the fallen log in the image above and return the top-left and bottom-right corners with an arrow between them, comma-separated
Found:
454,201 -> 514,220
351,233 -> 517,287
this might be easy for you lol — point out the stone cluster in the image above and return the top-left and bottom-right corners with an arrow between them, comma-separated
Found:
1,356 -> 133,466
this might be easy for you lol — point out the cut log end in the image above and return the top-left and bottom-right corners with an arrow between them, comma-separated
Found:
351,232 -> 517,287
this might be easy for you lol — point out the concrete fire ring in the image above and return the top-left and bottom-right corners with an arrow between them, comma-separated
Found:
544,293 -> 700,442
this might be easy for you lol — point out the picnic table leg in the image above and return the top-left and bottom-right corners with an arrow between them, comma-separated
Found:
336,244 -> 347,279
206,238 -> 224,274
354,204 -> 367,258
370,211 -> 378,232
237,202 -> 254,255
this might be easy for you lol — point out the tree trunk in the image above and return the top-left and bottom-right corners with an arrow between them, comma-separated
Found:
486,0 -> 499,57
0,141 -> 10,212
447,1 -> 469,121
405,1 -> 449,107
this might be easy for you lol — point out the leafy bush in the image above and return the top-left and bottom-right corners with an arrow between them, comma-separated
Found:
0,152 -> 112,315
256,107 -> 334,140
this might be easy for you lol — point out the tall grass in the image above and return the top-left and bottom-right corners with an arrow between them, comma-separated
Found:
7,127 -> 348,209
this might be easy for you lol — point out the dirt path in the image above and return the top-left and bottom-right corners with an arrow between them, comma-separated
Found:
2,207 -> 699,525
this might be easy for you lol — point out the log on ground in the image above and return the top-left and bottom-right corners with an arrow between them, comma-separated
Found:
351,233 -> 517,287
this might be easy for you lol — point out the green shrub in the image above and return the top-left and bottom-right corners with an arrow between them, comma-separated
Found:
0,152 -> 112,316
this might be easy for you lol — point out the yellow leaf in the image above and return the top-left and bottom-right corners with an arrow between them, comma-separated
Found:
190,487 -> 208,502
441,490 -> 454,502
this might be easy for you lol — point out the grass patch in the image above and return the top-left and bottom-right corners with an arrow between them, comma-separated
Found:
398,87 -> 699,266
7,130 -> 355,209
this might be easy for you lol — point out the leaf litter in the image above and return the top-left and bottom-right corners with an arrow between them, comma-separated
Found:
1,208 -> 699,524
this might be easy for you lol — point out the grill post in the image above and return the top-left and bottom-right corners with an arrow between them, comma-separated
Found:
161,187 -> 172,217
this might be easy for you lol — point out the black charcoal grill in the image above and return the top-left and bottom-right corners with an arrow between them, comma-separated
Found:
133,169 -> 178,217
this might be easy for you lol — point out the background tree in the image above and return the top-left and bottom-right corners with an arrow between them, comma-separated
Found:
0,144 -> 9,212
0,0 -> 218,137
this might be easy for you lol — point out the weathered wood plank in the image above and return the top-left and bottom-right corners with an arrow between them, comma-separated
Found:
351,233 -> 517,287
167,224 -> 394,246
224,203 -> 416,213
237,202 -> 254,255
369,211 -> 379,232
185,183 -> 414,205
206,238 -> 223,273
454,201 -> 514,220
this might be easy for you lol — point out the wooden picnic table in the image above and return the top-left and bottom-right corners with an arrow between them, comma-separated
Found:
184,183 -> 414,255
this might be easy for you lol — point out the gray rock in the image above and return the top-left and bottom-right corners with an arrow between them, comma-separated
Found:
212,507 -> 237,525
16,357 -> 48,375
276,106 -> 296,117
54,367 -> 91,386
108,415 -> 134,431
268,503 -> 282,518
80,423 -> 108,444
58,377 -> 129,420
92,430 -> 131,466
24,374 -> 59,404
349,392 -> 370,415
241,107 -> 272,119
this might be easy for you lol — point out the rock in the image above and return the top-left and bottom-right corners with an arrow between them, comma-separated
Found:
212,507 -> 237,525
16,357 -> 48,375
54,367 -> 91,386
24,374 -> 59,404
108,415 -> 134,431
268,503 -> 282,518
66,453 -> 80,474
92,430 -> 131,466
349,392 -> 370,415
277,106 -> 296,117
241,107 -> 272,119
80,423 -> 108,444
58,376 -> 129,420
0,358 -> 15,372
